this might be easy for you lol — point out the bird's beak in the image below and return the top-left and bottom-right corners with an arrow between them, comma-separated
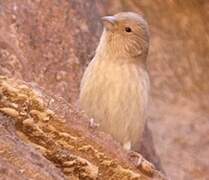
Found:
101,16 -> 117,30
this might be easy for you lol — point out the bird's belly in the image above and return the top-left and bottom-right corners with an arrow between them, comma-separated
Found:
80,62 -> 149,146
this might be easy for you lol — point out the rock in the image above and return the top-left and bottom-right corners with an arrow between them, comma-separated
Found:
0,114 -> 65,180
0,77 -> 166,179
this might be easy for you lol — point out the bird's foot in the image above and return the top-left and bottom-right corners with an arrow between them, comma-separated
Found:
89,118 -> 99,129
123,141 -> 132,151
128,151 -> 155,175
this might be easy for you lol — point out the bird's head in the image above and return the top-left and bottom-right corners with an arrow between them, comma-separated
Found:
98,12 -> 149,61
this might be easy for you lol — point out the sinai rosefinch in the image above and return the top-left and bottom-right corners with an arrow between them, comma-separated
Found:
79,12 -> 150,151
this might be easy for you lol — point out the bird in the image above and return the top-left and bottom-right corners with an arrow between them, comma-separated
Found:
79,12 -> 150,151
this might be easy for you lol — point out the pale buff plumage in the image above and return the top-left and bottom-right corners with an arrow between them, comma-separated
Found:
79,12 -> 150,150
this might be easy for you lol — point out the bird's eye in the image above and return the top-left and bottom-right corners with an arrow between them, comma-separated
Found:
125,27 -> 132,32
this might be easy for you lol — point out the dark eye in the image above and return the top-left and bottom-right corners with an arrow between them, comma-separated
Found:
125,27 -> 132,32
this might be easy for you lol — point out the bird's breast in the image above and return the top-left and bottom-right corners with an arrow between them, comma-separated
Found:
80,58 -> 149,145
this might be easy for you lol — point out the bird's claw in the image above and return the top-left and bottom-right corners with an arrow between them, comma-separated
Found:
128,151 -> 155,175
89,118 -> 99,129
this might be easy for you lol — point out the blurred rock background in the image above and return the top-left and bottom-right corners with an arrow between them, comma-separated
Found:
0,0 -> 208,179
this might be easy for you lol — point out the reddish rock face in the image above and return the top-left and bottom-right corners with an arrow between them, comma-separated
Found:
0,0 -> 102,104
0,114 -> 65,180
